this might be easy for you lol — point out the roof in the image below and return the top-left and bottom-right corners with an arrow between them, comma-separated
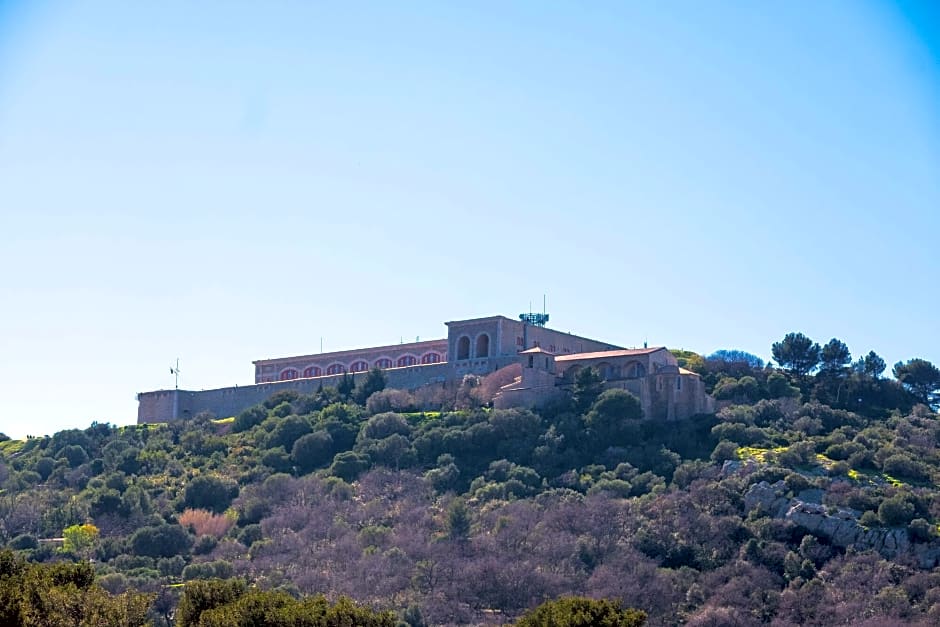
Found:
679,367 -> 701,377
253,338 -> 448,365
519,346 -> 554,355
554,347 -> 666,362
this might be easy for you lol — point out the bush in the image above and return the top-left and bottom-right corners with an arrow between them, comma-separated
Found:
57,445 -> 89,468
710,440 -> 738,463
237,524 -> 263,547
130,524 -> 193,558
266,415 -> 313,451
329,452 -> 370,482
878,496 -> 915,527
8,534 -> 38,551
515,596 -> 647,627
179,509 -> 235,538
176,578 -> 247,627
291,432 -> 335,474
184,475 -> 238,513
232,405 -> 267,433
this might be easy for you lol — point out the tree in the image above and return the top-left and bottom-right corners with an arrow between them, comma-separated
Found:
573,367 -> 604,412
130,523 -> 193,558
819,338 -> 851,376
707,349 -> 764,368
184,475 -> 237,513
772,332 -> 820,378
892,358 -> 940,407
446,497 -> 470,540
62,523 -> 99,557
855,351 -> 886,379
354,367 -> 387,405
232,405 -> 267,433
337,373 -> 355,400
265,415 -> 313,451
176,578 -> 247,627
515,596 -> 647,627
291,431 -> 335,474
329,451 -> 370,481
584,389 -> 643,444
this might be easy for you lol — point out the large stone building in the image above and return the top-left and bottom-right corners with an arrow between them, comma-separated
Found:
137,314 -> 713,424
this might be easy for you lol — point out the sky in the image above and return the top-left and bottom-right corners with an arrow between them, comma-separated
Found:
0,1 -> 938,439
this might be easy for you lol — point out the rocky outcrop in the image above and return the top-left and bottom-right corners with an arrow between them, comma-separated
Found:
743,481 -> 940,568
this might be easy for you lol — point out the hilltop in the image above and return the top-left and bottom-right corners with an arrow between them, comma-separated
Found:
1,332 -> 940,626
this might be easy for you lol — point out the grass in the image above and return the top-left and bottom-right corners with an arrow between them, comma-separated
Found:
212,417 -> 235,425
0,439 -> 26,456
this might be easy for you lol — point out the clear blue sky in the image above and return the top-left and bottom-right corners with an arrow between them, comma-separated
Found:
1,1 -> 938,439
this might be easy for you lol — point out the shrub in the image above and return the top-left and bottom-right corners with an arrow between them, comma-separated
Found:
8,534 -> 38,551
266,415 -> 313,451
184,475 -> 238,513
329,452 -> 370,482
179,509 -> 235,538
878,496 -> 915,527
515,596 -> 647,627
232,406 -> 267,433
130,524 -> 193,558
291,432 -> 335,474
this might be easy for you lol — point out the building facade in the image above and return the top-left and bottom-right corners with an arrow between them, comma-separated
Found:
493,346 -> 714,420
137,313 -> 712,424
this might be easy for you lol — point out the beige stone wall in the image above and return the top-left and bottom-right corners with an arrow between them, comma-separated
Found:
138,362 -> 451,424
253,339 -> 448,383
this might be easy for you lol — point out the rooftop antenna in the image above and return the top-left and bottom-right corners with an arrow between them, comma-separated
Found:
519,296 -> 550,327
170,358 -> 181,389
320,337 -> 323,354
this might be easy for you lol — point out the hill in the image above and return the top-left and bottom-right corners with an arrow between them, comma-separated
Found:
1,336 -> 940,625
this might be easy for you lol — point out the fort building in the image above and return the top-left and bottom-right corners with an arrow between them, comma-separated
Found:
137,313 -> 713,424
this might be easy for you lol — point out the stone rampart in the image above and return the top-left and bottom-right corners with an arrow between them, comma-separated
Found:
137,363 -> 450,424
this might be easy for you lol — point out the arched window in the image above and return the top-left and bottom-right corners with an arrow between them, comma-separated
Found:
303,366 -> 321,378
397,355 -> 417,367
279,368 -> 299,381
374,358 -> 392,369
421,352 -> 441,364
350,361 -> 369,373
475,333 -> 490,358
456,336 -> 471,360
326,364 -> 345,375
625,362 -> 647,379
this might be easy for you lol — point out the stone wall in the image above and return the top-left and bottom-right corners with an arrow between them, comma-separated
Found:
138,363 -> 451,424
253,339 -> 448,383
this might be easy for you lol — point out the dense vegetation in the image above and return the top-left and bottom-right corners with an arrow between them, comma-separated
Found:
1,332 -> 939,625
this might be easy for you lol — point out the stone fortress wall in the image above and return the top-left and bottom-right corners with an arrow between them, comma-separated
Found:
253,339 -> 449,383
138,362 -> 449,424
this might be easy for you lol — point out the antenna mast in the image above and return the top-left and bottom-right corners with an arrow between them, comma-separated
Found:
170,358 -> 181,390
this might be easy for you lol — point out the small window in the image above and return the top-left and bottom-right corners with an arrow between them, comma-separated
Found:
528,355 -> 534,368
677,376 -> 682,390
303,366 -> 321,378
350,361 -> 369,373
279,368 -> 299,381
397,355 -> 417,367
326,364 -> 345,375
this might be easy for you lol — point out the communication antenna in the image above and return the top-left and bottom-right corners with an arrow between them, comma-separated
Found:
519,295 -> 550,327
169,358 -> 181,389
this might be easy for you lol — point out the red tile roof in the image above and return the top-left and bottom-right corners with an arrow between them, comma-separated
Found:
554,347 -> 666,362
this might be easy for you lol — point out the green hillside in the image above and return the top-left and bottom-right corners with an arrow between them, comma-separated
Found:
2,334 -> 939,626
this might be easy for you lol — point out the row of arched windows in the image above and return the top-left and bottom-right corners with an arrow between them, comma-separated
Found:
279,352 -> 444,380
455,333 -> 489,360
